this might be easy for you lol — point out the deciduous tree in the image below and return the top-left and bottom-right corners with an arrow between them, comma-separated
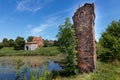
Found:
14,36 -> 25,50
27,36 -> 34,42
2,38 -> 9,47
8,39 -> 14,47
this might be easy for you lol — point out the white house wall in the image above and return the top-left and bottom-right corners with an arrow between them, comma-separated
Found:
25,44 -> 38,50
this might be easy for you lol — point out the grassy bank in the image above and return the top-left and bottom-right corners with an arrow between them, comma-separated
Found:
53,61 -> 120,80
0,47 -> 60,56
16,60 -> 120,80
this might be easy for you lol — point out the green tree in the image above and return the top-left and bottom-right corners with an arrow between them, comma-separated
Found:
57,18 -> 77,76
2,38 -> 9,47
27,36 -> 34,42
0,43 -> 3,49
43,39 -> 53,47
53,40 -> 59,46
8,39 -> 15,47
98,20 -> 120,62
14,36 -> 25,50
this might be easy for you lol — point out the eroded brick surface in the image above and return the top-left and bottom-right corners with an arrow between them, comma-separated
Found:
73,3 -> 96,73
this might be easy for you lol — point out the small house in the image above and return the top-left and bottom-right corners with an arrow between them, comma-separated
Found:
24,37 -> 44,50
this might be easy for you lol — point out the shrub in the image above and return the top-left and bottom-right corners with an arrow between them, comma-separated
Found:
57,18 -> 77,76
98,20 -> 120,62
16,64 -> 51,80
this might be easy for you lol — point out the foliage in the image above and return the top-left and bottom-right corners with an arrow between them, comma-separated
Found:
2,38 -> 9,47
39,64 -> 51,80
1,38 -> 15,47
14,36 -> 25,50
29,65 -> 51,80
57,18 -> 74,53
27,36 -> 34,42
53,40 -> 59,46
16,61 -> 120,80
8,39 -> 15,47
16,64 -> 51,80
0,43 -> 3,49
15,59 -> 26,80
0,47 -> 60,56
57,18 -> 77,76
98,20 -> 120,62
34,47 -> 60,56
43,39 -> 53,47
54,61 -> 120,80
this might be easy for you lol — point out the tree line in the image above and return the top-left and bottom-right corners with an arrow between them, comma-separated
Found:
0,36 -> 58,50
0,36 -> 25,50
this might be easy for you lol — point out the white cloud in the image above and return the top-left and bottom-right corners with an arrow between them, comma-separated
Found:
31,24 -> 48,35
29,16 -> 60,36
16,0 -> 52,12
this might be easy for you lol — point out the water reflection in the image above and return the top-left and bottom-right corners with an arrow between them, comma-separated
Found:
0,61 -> 62,80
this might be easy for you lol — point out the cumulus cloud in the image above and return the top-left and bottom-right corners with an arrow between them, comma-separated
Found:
16,0 -> 52,12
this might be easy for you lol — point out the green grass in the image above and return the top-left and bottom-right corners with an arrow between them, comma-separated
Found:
53,61 -> 120,80
17,61 -> 120,80
0,47 -> 60,56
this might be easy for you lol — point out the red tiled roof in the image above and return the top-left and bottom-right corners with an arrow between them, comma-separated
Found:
25,37 -> 44,46
32,37 -> 42,41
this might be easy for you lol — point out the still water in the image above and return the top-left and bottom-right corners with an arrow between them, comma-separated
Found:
0,61 -> 62,80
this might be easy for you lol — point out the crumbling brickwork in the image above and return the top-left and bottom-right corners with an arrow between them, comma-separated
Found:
73,3 -> 96,73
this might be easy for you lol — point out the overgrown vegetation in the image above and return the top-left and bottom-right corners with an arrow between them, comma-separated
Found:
43,39 -> 54,47
28,65 -> 51,80
0,47 -> 60,56
53,61 -> 120,80
16,64 -> 51,80
57,18 -> 77,76
97,20 -> 120,62
15,60 -> 120,80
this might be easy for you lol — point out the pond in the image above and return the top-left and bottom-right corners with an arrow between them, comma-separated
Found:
0,61 -> 62,80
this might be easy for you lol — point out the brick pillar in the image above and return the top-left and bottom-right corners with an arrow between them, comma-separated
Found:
73,3 -> 96,73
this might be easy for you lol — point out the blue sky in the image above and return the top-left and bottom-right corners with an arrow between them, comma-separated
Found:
0,0 -> 120,41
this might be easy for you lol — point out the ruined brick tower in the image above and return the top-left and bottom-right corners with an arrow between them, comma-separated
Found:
73,3 -> 96,73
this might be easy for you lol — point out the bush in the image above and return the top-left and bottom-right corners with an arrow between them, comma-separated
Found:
57,18 -> 77,76
97,20 -> 120,62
